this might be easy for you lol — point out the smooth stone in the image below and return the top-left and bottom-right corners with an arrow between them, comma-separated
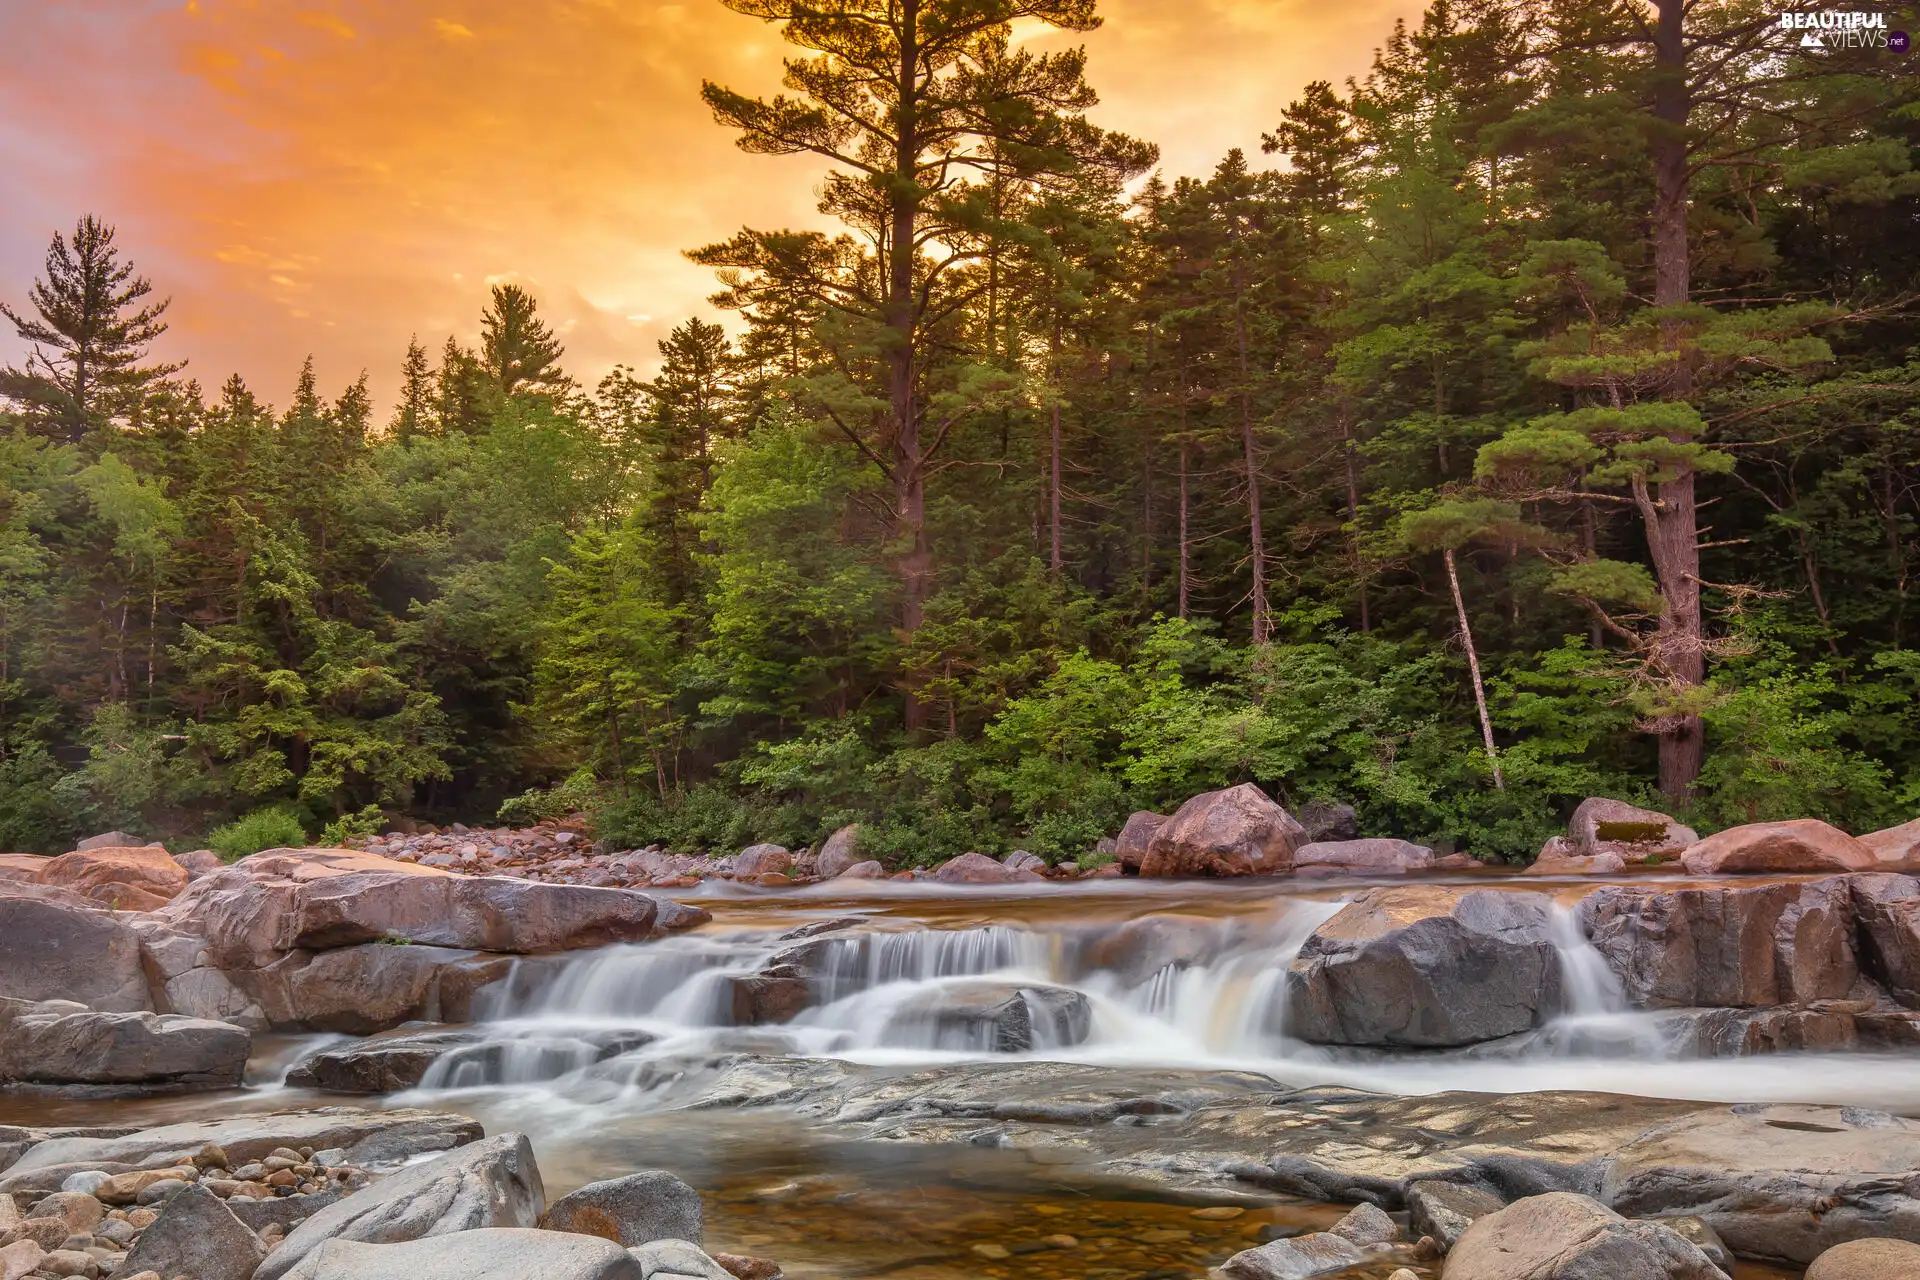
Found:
1446,1192 -> 1725,1279
544,1171 -> 703,1247
1328,1202 -> 1397,1246
1139,784 -> 1305,878
279,1229 -> 642,1280
119,1185 -> 266,1280
0,999 -> 249,1089
1406,1179 -> 1502,1251
627,1239 -> 734,1280
1680,819 -> 1874,875
22,1197 -> 101,1236
1805,1237 -> 1920,1278
1217,1231 -> 1364,1279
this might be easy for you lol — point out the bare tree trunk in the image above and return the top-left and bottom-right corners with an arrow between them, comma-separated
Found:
1049,321 -> 1063,576
1444,547 -> 1504,791
890,0 -> 929,731
1177,436 -> 1191,620
1231,262 -> 1268,643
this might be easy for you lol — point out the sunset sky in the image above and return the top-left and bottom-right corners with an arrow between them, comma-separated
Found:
0,0 -> 1415,411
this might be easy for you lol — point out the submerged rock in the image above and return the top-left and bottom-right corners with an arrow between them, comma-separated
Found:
1140,784 -> 1305,878
880,982 -> 1090,1052
284,1029 -> 484,1093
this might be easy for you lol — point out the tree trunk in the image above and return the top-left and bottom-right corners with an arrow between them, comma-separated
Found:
1177,436 -> 1191,620
890,0 -> 930,730
1231,262 -> 1268,643
1341,410 -> 1367,633
1049,321 -> 1063,576
1648,0 -> 1704,799
1444,547 -> 1504,791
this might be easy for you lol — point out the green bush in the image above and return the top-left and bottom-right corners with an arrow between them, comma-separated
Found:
591,783 -> 812,854
208,807 -> 309,861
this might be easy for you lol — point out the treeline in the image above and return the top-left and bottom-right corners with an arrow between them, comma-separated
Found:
3,0 -> 1919,861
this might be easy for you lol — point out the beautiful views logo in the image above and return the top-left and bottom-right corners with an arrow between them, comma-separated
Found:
1779,9 -> 1903,49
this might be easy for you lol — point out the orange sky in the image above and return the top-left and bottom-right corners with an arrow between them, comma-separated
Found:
0,0 -> 1416,410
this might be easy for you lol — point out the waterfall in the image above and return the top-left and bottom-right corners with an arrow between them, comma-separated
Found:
1534,900 -> 1669,1059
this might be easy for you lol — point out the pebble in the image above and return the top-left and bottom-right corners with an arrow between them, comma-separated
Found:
40,1248 -> 98,1278
231,1165 -> 265,1182
58,1175 -> 109,1198
1135,1229 -> 1190,1244
123,1212 -> 155,1232
132,1181 -> 188,1207
970,1244 -> 1011,1260
1041,1234 -> 1079,1248
311,1150 -> 347,1169
1189,1206 -> 1244,1220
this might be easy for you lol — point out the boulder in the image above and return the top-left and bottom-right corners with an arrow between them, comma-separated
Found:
1445,1193 -> 1726,1279
881,981 -> 1091,1052
1569,797 -> 1698,862
543,1170 -> 703,1246
174,849 -> 224,879
836,860 -> 885,880
1216,1232 -> 1364,1280
1655,1217 -> 1733,1274
1298,800 -> 1360,844
278,1229 -> 642,1280
814,826 -> 862,880
1291,838 -> 1434,876
35,846 -> 188,910
256,1133 -> 546,1280
0,855 -> 48,884
285,1029 -> 483,1092
1406,1179 -> 1503,1251
1805,1238 -> 1920,1278
1579,877 -> 1858,1008
1851,874 -> 1920,1007
74,832 -> 142,852
1003,850 -> 1047,875
237,943 -> 514,1034
119,1184 -> 266,1280
0,1241 -> 43,1280
288,872 -> 658,954
1113,811 -> 1169,873
0,895 -> 151,1012
731,845 -> 791,879
724,973 -> 810,1026
1680,819 -> 1874,875
129,920 -> 267,1028
628,1239 -> 735,1280
1863,817 -> 1920,872
1283,887 -> 1563,1047
1074,913 -> 1222,986
1526,838 -> 1628,877
1139,784 -> 1305,878
0,998 -> 248,1089
931,852 -> 1040,885
1328,1202 -> 1397,1246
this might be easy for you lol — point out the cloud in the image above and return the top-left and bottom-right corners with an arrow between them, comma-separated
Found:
0,0 -> 1412,410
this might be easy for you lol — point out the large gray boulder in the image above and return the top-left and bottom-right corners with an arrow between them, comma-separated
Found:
0,998 -> 248,1089
236,943 -> 514,1033
257,1133 -> 545,1280
0,895 -> 150,1012
1283,887 -> 1563,1047
1446,1193 -> 1726,1279
284,1029 -> 482,1092
119,1184 -> 267,1280
814,825 -> 862,880
280,1229 -> 642,1280
1113,811 -> 1169,873
1579,877 -> 1858,1008
1568,797 -> 1698,861
1291,838 -> 1434,876
544,1170 -> 703,1247
627,1239 -> 738,1280
1139,784 -> 1305,878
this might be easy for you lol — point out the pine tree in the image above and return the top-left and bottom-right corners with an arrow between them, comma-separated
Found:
390,338 -> 434,444
481,284 -> 568,398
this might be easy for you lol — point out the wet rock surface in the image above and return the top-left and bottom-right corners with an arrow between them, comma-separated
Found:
0,999 -> 248,1090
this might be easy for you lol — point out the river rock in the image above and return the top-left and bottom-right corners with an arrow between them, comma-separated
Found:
628,1239 -> 735,1280
725,973 -> 810,1025
0,1240 -> 44,1280
544,1170 -> 703,1247
836,860 -> 885,880
285,1029 -> 482,1092
1298,801 -> 1359,844
1526,838 -> 1628,876
0,855 -> 48,883
1680,819 -> 1875,875
1291,838 -> 1434,875
1805,1237 -> 1920,1278
35,846 -> 188,910
1003,850 -> 1047,874
1852,874 -> 1920,1007
731,845 -> 791,879
131,920 -> 268,1028
23,1193 -> 102,1235
175,848 -> 224,878
0,998 -> 248,1089
1445,1193 -> 1725,1279
279,1229 -> 642,1280
1655,1217 -> 1733,1273
1580,877 -> 1858,1008
1139,784 -> 1305,878
882,982 -> 1090,1052
1217,1231 -> 1363,1279
120,1184 -> 266,1280
0,895 -> 151,1012
256,1133 -> 545,1280
931,852 -> 1040,884
814,826 -> 862,879
1114,811 -> 1169,872
237,943 -> 514,1033
1328,1201 -> 1397,1245
1863,817 -> 1920,871
1284,887 -> 1563,1047
1073,913 -> 1223,985
1407,1179 -> 1502,1250
1569,797 -> 1698,862
289,870 -> 659,953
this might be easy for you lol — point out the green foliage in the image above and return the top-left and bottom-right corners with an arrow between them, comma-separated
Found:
208,807 -> 309,861
320,804 -> 385,846
497,768 -> 599,826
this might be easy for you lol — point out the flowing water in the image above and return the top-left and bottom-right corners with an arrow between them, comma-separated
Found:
11,873 -> 1887,1278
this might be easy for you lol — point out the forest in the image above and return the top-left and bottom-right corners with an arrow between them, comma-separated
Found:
2,0 -> 1918,863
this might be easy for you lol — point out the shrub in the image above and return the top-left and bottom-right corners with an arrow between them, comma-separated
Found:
208,807 -> 309,861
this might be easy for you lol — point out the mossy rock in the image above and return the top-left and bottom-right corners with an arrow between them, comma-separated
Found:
1595,819 -> 1669,844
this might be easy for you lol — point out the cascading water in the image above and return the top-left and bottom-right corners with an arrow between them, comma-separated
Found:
1533,900 -> 1671,1059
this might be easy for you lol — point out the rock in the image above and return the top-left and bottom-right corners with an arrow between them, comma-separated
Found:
1863,817 -> 1920,871
1003,850 -> 1047,874
1655,1002 -> 1866,1055
1526,838 -> 1628,876
882,982 -> 1091,1052
39,1247 -> 95,1277
710,1254 -> 780,1280
931,852 -> 1040,885
75,833 -> 143,852
724,974 -> 810,1026
21,1195 -> 101,1235
1284,887 -> 1563,1047
1851,874 -> 1920,1007
652,901 -> 712,933
0,1240 -> 44,1280
1446,1193 -> 1726,1280
1679,819 -> 1875,875
1113,811 -> 1169,872
814,826 -> 862,880
0,855 -> 49,883
544,1170 -> 703,1247
837,860 -> 885,880
135,1176 -> 191,1204
284,1029 -> 482,1093
1291,838 -> 1434,876
173,850 -> 224,879
731,846 -> 791,879
1139,784 -> 1305,878
129,920 -> 267,1028
1327,1202 -> 1397,1246
1652,1217 -> 1732,1273
0,999 -> 248,1089
1,1219 -> 70,1250
1568,798 -> 1698,862
288,871 -> 658,954
237,943 -> 514,1033
1298,801 -> 1360,844
1074,913 -> 1223,986
1217,1232 -> 1364,1279
226,1185 -> 352,1234
0,896 -> 151,1012
256,1133 -> 545,1280
35,847 -> 189,910
94,1169 -> 196,1206
119,1185 -> 265,1280
1579,877 -> 1858,1008
1805,1238 -> 1920,1278
626,1239 -> 734,1280
278,1229 -> 642,1280
1406,1179 -> 1502,1251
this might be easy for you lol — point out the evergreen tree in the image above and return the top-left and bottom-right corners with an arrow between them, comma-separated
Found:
481,284 -> 568,397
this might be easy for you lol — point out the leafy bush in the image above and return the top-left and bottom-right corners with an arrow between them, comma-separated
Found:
497,768 -> 598,826
208,807 -> 309,861
320,803 -> 385,845
591,782 -> 812,854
